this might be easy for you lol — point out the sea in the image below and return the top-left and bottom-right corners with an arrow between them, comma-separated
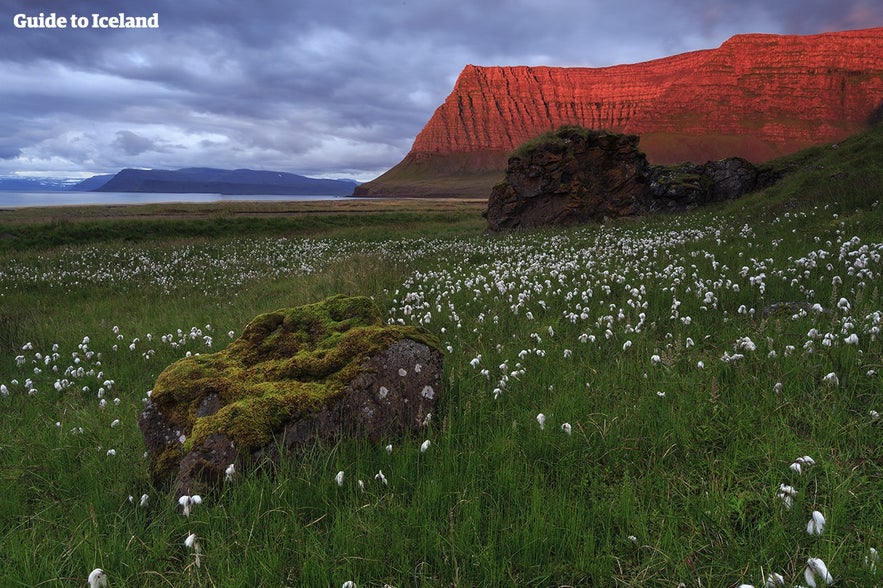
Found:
0,192 -> 354,208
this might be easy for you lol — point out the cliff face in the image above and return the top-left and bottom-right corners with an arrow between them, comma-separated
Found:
356,27 -> 883,197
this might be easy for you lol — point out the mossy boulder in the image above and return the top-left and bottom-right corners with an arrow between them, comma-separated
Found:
139,295 -> 443,497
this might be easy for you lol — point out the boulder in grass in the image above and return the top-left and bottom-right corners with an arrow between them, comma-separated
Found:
139,295 -> 443,497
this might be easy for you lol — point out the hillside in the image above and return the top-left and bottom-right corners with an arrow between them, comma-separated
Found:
93,167 -> 358,195
356,27 -> 883,198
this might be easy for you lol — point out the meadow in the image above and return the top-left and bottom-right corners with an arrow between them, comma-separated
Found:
0,131 -> 881,586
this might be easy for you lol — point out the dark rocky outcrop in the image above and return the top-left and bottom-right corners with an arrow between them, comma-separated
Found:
139,295 -> 443,497
484,127 -> 779,230
646,158 -> 780,212
484,128 -> 650,230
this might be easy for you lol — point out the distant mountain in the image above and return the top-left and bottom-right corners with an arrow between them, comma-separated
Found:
68,174 -> 115,191
0,177 -> 81,191
93,167 -> 359,195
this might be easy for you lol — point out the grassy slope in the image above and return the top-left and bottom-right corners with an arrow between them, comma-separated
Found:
0,126 -> 879,586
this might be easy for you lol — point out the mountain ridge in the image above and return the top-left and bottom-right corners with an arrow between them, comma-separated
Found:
91,167 -> 358,195
356,27 -> 883,198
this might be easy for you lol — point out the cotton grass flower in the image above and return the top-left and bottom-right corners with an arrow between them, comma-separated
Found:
865,547 -> 878,573
806,510 -> 826,535
561,422 -> 572,435
335,470 -> 345,486
375,470 -> 387,485
804,557 -> 834,587
776,484 -> 798,509
185,532 -> 202,568
765,572 -> 785,587
822,372 -> 839,387
88,568 -> 107,588
790,455 -> 815,474
420,439 -> 431,453
225,463 -> 235,482
178,494 -> 202,517
536,413 -> 546,430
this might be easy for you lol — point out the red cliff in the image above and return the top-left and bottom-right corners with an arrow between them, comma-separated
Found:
356,27 -> 883,197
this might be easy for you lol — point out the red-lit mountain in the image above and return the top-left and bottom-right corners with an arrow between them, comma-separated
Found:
355,27 -> 883,197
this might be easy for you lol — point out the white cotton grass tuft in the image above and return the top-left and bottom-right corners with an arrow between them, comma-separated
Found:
806,510 -> 826,535
88,568 -> 108,588
804,557 -> 834,587
375,470 -> 387,485
866,547 -> 879,573
561,422 -> 572,435
225,463 -> 236,482
765,572 -> 785,587
536,413 -> 546,430
178,494 -> 202,517
139,493 -> 150,508
822,372 -> 839,387
789,454 -> 815,474
342,581 -> 357,588
420,439 -> 431,453
185,532 -> 202,568
776,484 -> 797,509
335,470 -> 345,486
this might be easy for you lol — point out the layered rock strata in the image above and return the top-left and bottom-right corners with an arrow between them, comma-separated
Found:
356,27 -> 883,197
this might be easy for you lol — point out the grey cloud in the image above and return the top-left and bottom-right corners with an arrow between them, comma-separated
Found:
113,130 -> 164,156
0,146 -> 22,160
0,0 -> 880,180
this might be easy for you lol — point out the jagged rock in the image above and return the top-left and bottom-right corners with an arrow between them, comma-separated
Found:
484,127 -> 778,230
356,28 -> 883,197
484,127 -> 651,230
647,158 -> 780,211
139,295 -> 443,497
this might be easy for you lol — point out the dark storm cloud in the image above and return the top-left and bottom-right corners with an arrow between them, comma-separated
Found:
113,130 -> 168,156
1,0 -> 881,180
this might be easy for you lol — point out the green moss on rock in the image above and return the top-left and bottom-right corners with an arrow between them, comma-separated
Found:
150,295 -> 440,453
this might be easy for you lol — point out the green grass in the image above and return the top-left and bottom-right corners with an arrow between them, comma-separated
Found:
0,128 -> 881,586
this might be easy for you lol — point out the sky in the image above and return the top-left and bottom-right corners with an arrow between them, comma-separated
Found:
1,0 -> 882,183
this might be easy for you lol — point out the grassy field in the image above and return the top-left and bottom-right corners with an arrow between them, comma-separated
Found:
0,129 -> 880,587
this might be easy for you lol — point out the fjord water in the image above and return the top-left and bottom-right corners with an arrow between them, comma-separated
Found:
0,191 -> 352,208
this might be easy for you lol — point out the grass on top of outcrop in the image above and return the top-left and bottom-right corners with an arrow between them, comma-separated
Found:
510,125 -> 628,159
